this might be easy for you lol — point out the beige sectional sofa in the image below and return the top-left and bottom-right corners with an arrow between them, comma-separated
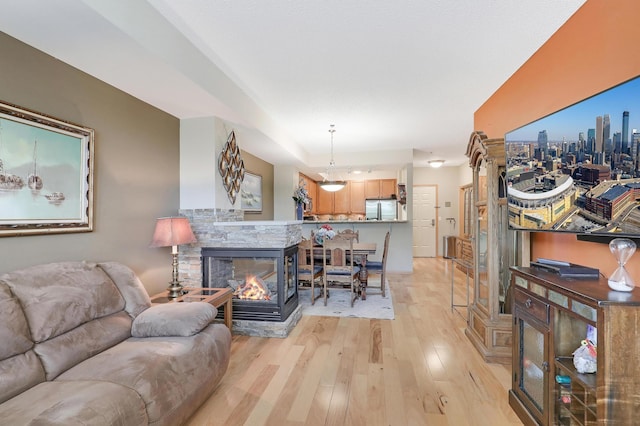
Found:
0,261 -> 231,425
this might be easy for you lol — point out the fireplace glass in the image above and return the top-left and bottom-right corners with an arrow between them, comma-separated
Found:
201,245 -> 298,321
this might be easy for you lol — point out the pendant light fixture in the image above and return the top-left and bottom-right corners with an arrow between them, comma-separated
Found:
319,124 -> 346,192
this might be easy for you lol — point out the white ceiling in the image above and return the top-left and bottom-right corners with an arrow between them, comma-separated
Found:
0,0 -> 586,178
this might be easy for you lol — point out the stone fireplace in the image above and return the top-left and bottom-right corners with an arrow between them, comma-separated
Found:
177,209 -> 303,337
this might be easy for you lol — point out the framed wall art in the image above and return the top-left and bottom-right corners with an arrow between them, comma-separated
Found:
240,172 -> 263,212
0,101 -> 94,236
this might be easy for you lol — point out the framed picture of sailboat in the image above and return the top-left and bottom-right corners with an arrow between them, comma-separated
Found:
0,100 -> 94,236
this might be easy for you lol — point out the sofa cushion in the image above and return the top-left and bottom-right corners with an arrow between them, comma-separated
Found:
0,281 -> 46,404
0,282 -> 33,360
0,261 -> 132,380
98,262 -> 152,318
1,261 -> 126,343
35,311 -> 132,380
0,380 -> 147,426
132,302 -> 218,337
56,324 -> 232,426
0,351 -> 45,405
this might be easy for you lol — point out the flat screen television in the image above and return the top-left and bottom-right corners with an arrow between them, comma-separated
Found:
505,75 -> 640,244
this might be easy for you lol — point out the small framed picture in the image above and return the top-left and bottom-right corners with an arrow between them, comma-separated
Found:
241,172 -> 262,212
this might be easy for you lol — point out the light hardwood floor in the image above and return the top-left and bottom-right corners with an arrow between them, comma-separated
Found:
186,257 -> 523,426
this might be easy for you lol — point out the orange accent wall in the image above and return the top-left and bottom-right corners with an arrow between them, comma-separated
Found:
475,0 -> 640,278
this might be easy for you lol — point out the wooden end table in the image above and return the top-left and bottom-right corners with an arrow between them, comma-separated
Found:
150,287 -> 233,332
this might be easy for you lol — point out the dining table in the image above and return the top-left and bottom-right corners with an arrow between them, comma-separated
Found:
312,241 -> 377,300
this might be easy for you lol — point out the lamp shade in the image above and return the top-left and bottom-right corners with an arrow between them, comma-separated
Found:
319,125 -> 346,192
150,217 -> 197,247
319,180 -> 346,192
428,160 -> 445,168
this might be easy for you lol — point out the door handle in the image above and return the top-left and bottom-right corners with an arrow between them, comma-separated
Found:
431,219 -> 435,226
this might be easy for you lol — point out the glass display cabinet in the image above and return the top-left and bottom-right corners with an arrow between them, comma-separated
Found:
509,266 -> 640,425
455,183 -> 473,273
464,131 -> 513,364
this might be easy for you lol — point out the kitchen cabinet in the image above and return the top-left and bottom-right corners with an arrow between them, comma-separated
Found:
380,179 -> 397,198
465,131 -> 512,364
349,181 -> 365,214
306,179 -> 317,214
509,266 -> 640,425
316,185 -> 334,214
364,180 -> 380,199
298,173 -> 318,214
316,182 -> 354,215
315,180 -> 377,215
365,179 -> 397,199
333,183 -> 351,212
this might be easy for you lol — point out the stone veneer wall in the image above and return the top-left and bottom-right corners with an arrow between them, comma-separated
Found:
177,208 -> 303,287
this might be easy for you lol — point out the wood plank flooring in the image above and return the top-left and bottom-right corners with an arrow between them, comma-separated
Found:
185,257 -> 523,426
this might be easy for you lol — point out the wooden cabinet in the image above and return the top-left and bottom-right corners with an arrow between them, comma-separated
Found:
509,267 -> 640,425
364,179 -> 397,199
456,183 -> 473,274
333,183 -> 351,212
314,180 -> 382,215
298,173 -> 317,214
306,179 -> 317,214
365,180 -> 380,199
380,179 -> 397,198
316,185 -> 334,214
465,131 -> 512,364
349,181 -> 365,214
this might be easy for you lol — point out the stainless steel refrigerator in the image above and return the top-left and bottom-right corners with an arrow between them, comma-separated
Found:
365,198 -> 397,221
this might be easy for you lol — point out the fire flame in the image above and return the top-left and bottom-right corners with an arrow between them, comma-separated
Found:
234,275 -> 271,300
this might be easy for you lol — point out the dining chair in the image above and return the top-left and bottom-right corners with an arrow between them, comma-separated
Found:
337,229 -> 359,243
297,238 -> 324,305
322,237 -> 361,306
366,231 -> 390,297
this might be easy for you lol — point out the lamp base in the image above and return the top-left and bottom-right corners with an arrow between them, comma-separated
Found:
167,282 -> 184,299
167,250 -> 184,299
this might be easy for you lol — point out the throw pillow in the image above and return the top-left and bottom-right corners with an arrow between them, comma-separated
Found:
131,302 -> 217,337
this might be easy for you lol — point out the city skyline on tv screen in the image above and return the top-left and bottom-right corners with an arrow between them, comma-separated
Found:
507,76 -> 640,143
505,75 -> 640,237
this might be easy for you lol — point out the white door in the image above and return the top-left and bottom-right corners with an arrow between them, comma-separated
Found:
413,185 -> 437,257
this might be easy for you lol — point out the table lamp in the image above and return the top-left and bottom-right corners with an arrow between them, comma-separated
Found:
150,216 -> 197,298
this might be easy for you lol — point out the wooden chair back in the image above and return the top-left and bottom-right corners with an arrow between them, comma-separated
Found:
298,238 -> 324,305
297,239 -> 317,280
337,229 -> 359,243
322,237 -> 361,306
367,231 -> 390,297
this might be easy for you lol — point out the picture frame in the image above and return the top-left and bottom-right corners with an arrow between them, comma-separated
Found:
0,101 -> 94,236
240,172 -> 262,212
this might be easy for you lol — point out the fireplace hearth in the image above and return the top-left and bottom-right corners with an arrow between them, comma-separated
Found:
201,245 -> 298,322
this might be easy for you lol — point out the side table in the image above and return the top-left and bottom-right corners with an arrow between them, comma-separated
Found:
150,287 -> 233,332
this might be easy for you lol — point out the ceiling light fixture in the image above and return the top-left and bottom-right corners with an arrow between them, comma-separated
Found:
319,124 -> 346,192
429,160 -> 445,168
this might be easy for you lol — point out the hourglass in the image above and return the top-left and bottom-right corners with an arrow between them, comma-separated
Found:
607,238 -> 636,292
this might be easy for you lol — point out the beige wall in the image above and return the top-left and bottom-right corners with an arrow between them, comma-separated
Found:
241,150 -> 274,220
475,0 -> 640,277
0,32 -> 179,293
413,166 -> 462,255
